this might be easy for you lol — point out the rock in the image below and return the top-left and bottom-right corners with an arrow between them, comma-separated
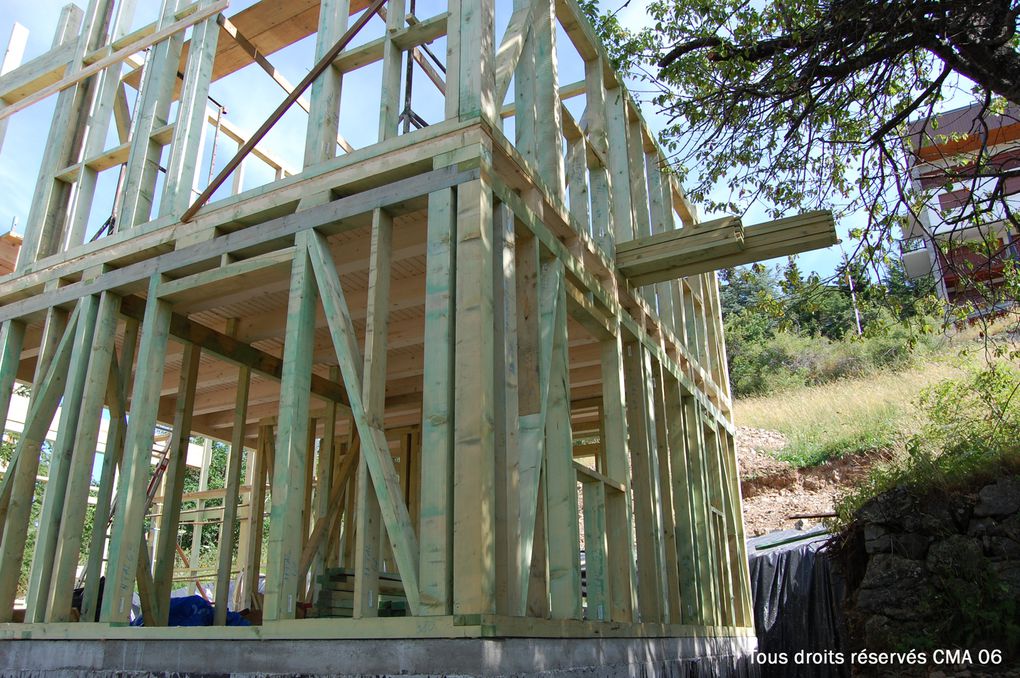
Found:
864,525 -> 930,559
991,561 -> 1020,599
967,516 -> 1000,537
926,535 -> 985,579
856,554 -> 932,621
974,477 -> 1020,517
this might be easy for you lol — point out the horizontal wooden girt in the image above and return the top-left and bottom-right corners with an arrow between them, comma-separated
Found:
616,210 -> 838,286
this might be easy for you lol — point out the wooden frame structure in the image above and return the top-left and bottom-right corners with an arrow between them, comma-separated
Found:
0,0 -> 832,641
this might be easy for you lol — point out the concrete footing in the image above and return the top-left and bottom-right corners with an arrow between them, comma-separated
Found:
0,635 -> 758,677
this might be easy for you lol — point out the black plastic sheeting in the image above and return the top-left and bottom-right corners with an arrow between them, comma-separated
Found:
747,528 -> 850,678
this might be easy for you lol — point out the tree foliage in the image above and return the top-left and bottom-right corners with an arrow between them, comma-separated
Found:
584,0 -> 1020,322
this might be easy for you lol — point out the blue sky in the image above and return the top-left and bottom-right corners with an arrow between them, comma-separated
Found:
0,0 -> 849,276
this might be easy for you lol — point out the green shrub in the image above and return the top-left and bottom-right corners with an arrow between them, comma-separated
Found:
834,363 -> 1020,528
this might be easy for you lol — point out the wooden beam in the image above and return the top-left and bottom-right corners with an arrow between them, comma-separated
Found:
214,362 -> 249,624
151,342 -> 201,624
418,182 -> 457,615
0,2 -> 227,123
101,276 -> 172,623
306,229 -> 422,614
45,292 -> 119,622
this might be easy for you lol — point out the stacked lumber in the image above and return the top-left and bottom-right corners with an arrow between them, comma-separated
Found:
313,568 -> 407,618
616,211 -> 837,286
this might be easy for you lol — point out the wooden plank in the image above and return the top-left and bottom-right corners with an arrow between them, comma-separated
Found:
17,6 -> 86,270
24,295 -> 99,623
63,0 -> 142,249
0,305 -> 78,622
493,1 -> 536,106
604,85 -> 634,243
181,0 -> 387,223
419,186 -> 456,615
334,14 -> 448,73
533,0 -> 565,200
45,292 -> 119,622
100,276 -> 172,623
81,317 -> 138,622
622,340 -> 666,623
306,229 -> 422,614
0,321 -> 26,447
0,161 -> 479,323
663,378 -> 699,624
543,258 -> 582,620
214,363 -> 250,624
452,178 -> 496,615
303,0 -> 350,166
492,203 -> 520,615
515,251 -> 562,615
451,0 -> 496,123
241,424 -> 271,609
580,477 -> 609,621
650,361 -> 683,623
682,396 -> 716,625
152,342 -> 201,624
263,239 -> 317,621
378,2 -> 405,142
0,1 -> 227,123
161,0 -> 220,217
354,206 -> 392,617
118,1 -> 190,229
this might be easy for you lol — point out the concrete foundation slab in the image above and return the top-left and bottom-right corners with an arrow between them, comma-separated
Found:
0,636 -> 759,677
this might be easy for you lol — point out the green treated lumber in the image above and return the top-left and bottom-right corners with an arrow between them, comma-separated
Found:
63,0 -> 140,248
25,291 -> 98,623
516,257 -> 563,615
419,185 -> 456,615
160,0 -> 219,216
682,396 -> 716,626
354,206 -> 391,618
579,476 -> 609,621
45,291 -> 119,622
533,0 -> 565,201
604,84 -> 635,243
304,0 -> 349,166
0,320 -> 26,447
492,203 -> 520,615
494,0 -> 536,106
378,0 -> 405,141
543,259 -> 582,620
452,178 -> 496,615
16,5 -> 85,270
306,229 -> 422,615
598,330 -> 636,622
264,237 -> 317,621
0,303 -> 81,622
241,424 -> 271,609
650,361 -> 683,623
81,318 -> 138,622
118,0 -> 187,229
101,275 -> 172,623
0,165 -> 479,324
622,341 -> 667,623
451,0 -> 495,123
511,0 -> 538,164
620,211 -> 838,286
214,364 -> 249,625
664,378 -> 699,624
152,342 -> 201,624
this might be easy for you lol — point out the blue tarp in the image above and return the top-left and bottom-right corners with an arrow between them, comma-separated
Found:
130,594 -> 250,627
